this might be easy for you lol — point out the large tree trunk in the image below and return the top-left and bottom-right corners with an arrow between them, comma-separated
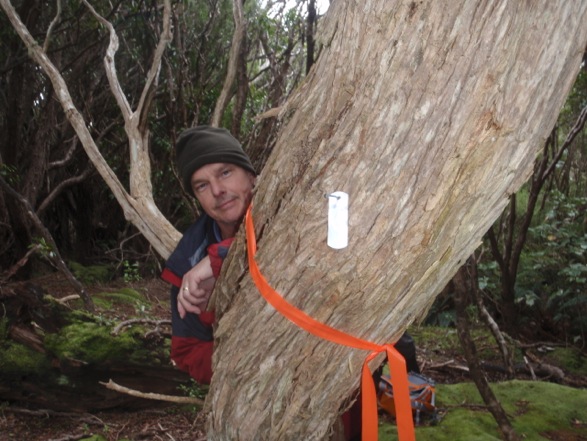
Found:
208,1 -> 587,439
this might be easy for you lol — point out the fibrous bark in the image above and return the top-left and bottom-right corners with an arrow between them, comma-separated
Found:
208,1 -> 587,440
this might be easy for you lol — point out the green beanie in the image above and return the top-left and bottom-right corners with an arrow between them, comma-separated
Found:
175,126 -> 256,195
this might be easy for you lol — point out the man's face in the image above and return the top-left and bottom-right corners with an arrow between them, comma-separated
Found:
191,162 -> 256,238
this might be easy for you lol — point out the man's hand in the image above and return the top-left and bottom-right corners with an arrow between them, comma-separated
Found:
178,255 -> 216,318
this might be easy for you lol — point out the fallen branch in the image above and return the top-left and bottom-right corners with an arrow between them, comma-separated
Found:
55,294 -> 80,305
100,379 -> 204,406
524,352 -> 565,381
47,434 -> 90,441
523,356 -> 537,380
516,341 -> 566,350
428,359 -> 456,369
111,318 -> 171,336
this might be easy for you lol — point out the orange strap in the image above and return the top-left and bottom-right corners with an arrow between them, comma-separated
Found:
245,205 -> 415,441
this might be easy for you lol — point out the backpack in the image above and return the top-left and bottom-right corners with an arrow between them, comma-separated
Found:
377,371 -> 437,425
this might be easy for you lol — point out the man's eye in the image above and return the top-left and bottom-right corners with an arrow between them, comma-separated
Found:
194,183 -> 207,193
221,168 -> 232,177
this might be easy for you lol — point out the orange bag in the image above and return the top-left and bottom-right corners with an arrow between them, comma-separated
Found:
378,372 -> 437,425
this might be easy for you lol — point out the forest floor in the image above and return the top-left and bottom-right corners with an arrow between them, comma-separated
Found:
1,274 -> 586,441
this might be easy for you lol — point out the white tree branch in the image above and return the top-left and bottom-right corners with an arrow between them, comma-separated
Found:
81,0 -> 132,120
42,0 -> 61,52
211,0 -> 245,127
136,0 -> 172,131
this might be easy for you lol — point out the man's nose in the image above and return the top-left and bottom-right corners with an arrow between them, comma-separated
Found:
209,180 -> 225,197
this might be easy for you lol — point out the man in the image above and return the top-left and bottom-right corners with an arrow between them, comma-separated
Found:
161,125 -> 256,384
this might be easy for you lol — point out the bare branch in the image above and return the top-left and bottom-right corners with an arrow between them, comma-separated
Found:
48,136 -> 78,169
36,167 -> 93,216
211,0 -> 245,127
542,104 -> 587,181
43,0 -> 62,52
81,0 -> 132,119
100,379 -> 204,406
0,0 -> 127,198
137,0 -> 172,131
55,294 -> 80,305
1,244 -> 41,283
0,0 -> 182,259
111,318 -> 171,336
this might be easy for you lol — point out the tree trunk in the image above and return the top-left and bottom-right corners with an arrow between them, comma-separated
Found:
208,1 -> 587,439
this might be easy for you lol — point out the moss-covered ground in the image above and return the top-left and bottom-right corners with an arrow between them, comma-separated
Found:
380,380 -> 587,440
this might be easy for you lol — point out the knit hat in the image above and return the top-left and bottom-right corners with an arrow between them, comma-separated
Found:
175,126 -> 256,195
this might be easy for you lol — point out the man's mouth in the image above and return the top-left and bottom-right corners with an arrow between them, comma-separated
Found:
216,197 -> 237,210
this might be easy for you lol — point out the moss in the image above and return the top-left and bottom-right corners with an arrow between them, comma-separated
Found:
93,288 -> 150,313
43,320 -> 150,365
410,325 -> 523,364
410,326 -> 461,352
0,342 -> 51,377
68,261 -> 112,284
544,347 -> 586,377
379,380 -> 587,440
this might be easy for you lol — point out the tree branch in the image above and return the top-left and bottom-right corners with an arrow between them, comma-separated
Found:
100,379 -> 204,406
81,0 -> 132,119
42,0 -> 62,53
36,167 -> 93,217
454,260 -> 519,441
542,104 -> 587,181
136,0 -> 172,132
471,253 -> 514,377
211,0 -> 245,126
0,0 -> 128,201
47,136 -> 78,169
111,318 -> 171,336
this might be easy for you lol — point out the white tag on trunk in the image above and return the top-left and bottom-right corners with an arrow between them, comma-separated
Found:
327,191 -> 349,249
